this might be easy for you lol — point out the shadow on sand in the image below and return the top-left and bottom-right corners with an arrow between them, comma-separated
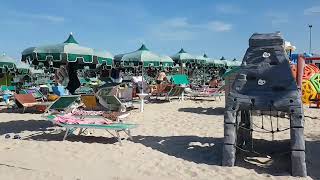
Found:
0,120 -> 52,135
133,135 -> 319,179
133,135 -> 223,165
178,107 -> 225,115
0,119 -> 319,179
0,119 -> 120,144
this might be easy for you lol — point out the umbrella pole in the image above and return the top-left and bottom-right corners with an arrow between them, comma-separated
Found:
141,64 -> 144,94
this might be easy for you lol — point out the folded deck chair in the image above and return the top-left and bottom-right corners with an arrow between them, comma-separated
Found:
14,94 -> 51,113
97,95 -> 131,112
81,95 -> 97,110
44,96 -> 137,144
19,89 -> 45,101
165,86 -> 185,101
45,95 -> 81,113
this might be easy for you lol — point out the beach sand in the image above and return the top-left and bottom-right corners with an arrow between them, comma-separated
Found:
0,97 -> 318,180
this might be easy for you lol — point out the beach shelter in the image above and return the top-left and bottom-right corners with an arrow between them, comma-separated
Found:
0,53 -> 17,72
195,53 -> 208,64
21,33 -> 109,67
160,55 -> 174,67
16,61 -> 31,74
206,58 -> 225,67
114,44 -> 161,67
171,48 -> 196,64
94,51 -> 113,66
230,58 -> 242,67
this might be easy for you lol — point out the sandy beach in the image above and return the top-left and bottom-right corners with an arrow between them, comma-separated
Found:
0,97 -> 319,180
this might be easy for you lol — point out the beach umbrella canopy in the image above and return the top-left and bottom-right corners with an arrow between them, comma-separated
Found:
160,55 -> 174,67
206,58 -> 225,67
114,44 -> 161,67
195,53 -> 209,64
22,33 -> 110,66
171,48 -> 196,64
16,61 -> 31,74
94,51 -> 113,66
231,58 -> 242,67
0,53 -> 17,70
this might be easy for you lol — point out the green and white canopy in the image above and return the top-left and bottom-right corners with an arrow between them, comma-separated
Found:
160,55 -> 174,67
94,51 -> 113,66
195,53 -> 209,64
171,48 -> 196,64
228,58 -> 242,67
206,58 -> 225,67
22,33 -> 111,65
114,44 -> 161,67
16,61 -> 31,74
0,53 -> 17,70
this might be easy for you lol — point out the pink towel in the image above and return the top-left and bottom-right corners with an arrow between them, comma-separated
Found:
54,113 -> 112,125
72,109 -> 104,116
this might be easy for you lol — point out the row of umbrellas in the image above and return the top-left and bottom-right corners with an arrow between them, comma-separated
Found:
114,45 -> 241,68
1,33 -> 241,71
0,53 -> 45,74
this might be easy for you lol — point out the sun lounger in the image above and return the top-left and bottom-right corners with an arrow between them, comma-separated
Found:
81,95 -> 97,109
185,85 -> 225,100
19,89 -> 45,101
165,86 -> 185,101
14,94 -> 51,113
97,95 -> 132,112
44,95 -> 137,144
45,95 -> 81,113
46,114 -> 136,144
151,84 -> 173,96
1,85 -> 16,92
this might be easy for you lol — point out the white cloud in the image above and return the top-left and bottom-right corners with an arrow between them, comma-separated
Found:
304,6 -> 320,15
7,10 -> 65,23
148,17 -> 232,41
206,21 -> 232,32
266,12 -> 289,25
33,14 -> 65,22
215,4 -> 243,14
161,17 -> 189,28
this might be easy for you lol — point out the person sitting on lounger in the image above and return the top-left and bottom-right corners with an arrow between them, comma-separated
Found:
209,76 -> 219,88
156,70 -> 168,84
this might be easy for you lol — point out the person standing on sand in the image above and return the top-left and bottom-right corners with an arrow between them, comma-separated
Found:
66,63 -> 80,95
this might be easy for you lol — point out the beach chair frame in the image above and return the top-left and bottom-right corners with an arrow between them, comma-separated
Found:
44,95 -> 137,145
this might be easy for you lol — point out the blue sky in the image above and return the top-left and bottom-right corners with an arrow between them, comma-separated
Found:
1,0 -> 320,60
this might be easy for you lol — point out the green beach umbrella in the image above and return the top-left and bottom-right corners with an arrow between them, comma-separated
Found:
114,44 -> 161,67
94,51 -> 113,66
160,55 -> 174,67
0,53 -> 17,70
21,33 -> 107,65
230,58 -> 242,67
206,57 -> 225,67
16,61 -> 31,74
195,53 -> 209,64
171,48 -> 195,64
